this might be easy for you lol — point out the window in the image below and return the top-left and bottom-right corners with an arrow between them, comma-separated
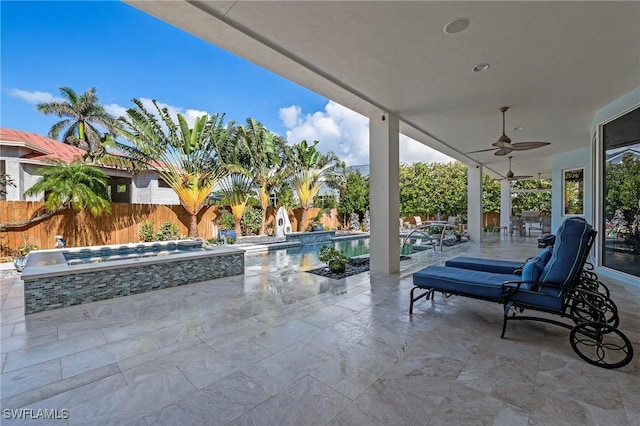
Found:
158,179 -> 171,188
601,105 -> 640,278
117,184 -> 127,193
562,168 -> 584,216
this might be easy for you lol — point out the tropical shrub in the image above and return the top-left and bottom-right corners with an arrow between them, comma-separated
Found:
318,246 -> 348,273
15,242 -> 38,257
241,208 -> 262,236
156,221 -> 181,241
217,210 -> 236,231
139,220 -> 155,242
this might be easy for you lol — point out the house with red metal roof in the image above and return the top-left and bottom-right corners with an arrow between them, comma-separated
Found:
0,128 -> 179,205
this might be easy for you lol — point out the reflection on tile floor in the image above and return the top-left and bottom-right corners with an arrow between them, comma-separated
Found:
1,233 -> 638,425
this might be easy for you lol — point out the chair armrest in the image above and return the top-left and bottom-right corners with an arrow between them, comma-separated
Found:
500,280 -> 543,295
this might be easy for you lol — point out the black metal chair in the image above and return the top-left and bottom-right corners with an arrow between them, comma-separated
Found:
411,217 -> 633,369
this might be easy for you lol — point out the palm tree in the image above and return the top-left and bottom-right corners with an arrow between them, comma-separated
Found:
289,140 -> 337,231
238,118 -> 289,235
0,161 -> 111,229
219,173 -> 255,236
37,87 -> 118,155
116,99 -> 233,238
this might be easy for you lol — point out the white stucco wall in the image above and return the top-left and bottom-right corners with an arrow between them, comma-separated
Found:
133,172 -> 179,205
21,164 -> 45,201
551,147 -> 592,234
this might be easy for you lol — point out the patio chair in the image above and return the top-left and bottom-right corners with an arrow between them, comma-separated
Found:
410,217 -> 633,369
510,217 -> 524,236
527,218 -> 544,236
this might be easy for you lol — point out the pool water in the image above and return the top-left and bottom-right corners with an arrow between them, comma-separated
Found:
62,240 -> 204,265
245,238 -> 370,272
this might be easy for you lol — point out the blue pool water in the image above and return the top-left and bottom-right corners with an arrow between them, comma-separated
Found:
63,240 -> 204,265
244,238 -> 370,271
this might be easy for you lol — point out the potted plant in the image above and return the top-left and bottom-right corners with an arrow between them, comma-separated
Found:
13,242 -> 38,272
318,246 -> 348,273
308,210 -> 326,232
217,210 -> 237,243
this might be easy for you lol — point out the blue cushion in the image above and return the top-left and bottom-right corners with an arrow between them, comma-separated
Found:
507,288 -> 565,311
521,246 -> 553,290
413,266 -> 521,300
445,256 -> 523,275
540,217 -> 592,286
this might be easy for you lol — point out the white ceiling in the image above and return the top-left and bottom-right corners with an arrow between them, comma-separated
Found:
126,1 -> 640,178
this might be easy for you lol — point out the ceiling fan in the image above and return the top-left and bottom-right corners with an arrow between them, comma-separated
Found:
466,107 -> 550,156
501,156 -> 532,181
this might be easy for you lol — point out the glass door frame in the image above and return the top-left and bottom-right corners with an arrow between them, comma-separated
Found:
594,103 -> 640,279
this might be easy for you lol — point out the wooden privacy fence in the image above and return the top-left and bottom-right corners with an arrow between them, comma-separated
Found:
0,202 -> 341,251
0,202 -> 221,250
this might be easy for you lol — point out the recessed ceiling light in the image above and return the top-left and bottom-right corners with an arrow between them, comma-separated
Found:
513,126 -> 524,131
444,17 -> 470,34
472,63 -> 490,73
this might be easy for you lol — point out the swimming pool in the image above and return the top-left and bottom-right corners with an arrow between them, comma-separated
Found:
245,238 -> 370,273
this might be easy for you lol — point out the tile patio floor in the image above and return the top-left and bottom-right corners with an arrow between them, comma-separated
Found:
1,233 -> 638,425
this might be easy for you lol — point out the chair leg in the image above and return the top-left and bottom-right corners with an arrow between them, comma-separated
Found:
410,286 -> 432,314
501,314 -> 509,338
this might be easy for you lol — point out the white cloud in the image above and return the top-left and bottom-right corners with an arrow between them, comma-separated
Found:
8,88 -> 63,105
278,105 -> 301,128
104,103 -> 128,118
279,100 -> 454,166
279,101 -> 369,165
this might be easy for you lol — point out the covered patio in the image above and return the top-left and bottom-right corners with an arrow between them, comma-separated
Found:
1,1 -> 638,424
2,235 -> 638,424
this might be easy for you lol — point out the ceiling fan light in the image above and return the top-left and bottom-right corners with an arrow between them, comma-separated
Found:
444,17 -> 470,34
472,63 -> 490,73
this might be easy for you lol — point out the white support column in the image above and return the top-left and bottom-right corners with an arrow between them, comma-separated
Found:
500,180 -> 511,232
369,112 -> 400,274
467,164 -> 483,242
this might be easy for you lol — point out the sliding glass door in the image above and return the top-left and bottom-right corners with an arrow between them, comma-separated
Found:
601,106 -> 640,278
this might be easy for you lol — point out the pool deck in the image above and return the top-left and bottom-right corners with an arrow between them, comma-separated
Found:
1,232 -> 638,425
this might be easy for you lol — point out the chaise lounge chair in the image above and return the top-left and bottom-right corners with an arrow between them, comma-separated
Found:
410,217 -> 633,369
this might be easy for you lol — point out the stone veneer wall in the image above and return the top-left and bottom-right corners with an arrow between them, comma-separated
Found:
285,231 -> 336,245
23,252 -> 244,314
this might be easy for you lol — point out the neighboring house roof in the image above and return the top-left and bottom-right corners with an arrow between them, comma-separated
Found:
347,164 -> 370,176
0,127 -> 85,163
606,148 -> 640,164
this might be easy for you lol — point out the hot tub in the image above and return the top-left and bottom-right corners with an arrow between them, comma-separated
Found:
21,240 -> 244,314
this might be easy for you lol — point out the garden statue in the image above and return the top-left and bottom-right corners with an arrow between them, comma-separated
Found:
54,235 -> 66,248
349,212 -> 360,231
275,207 -> 292,237
362,209 -> 370,232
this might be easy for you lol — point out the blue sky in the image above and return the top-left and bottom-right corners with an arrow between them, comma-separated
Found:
1,1 -> 452,165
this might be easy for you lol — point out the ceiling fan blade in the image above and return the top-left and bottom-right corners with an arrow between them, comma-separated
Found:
465,147 -> 498,154
501,175 -> 533,181
494,147 -> 513,156
510,142 -> 551,151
